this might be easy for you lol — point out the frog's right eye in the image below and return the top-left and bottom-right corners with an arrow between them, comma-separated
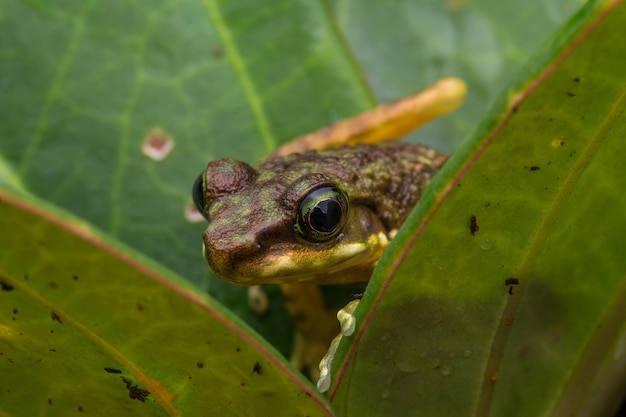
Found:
192,173 -> 209,220
296,186 -> 349,242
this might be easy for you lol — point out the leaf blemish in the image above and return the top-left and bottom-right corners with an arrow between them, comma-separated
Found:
104,367 -> 122,374
185,202 -> 205,223
530,166 -> 540,171
252,362 -> 263,375
196,362 -> 204,369
469,215 -> 479,235
51,312 -> 63,323
121,377 -> 151,403
0,281 -> 14,291
141,128 -> 174,161
505,277 -> 519,286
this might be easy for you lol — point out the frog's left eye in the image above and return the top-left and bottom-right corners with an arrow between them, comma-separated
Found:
192,173 -> 209,220
296,186 -> 349,242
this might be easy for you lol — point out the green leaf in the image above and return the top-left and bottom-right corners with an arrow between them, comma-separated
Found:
1,0 -> 616,415
330,1 -> 626,416
0,190 -> 332,416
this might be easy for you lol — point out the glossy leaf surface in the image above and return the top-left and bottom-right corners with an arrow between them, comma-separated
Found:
330,1 -> 626,416
0,191 -> 331,416
0,0 -> 617,416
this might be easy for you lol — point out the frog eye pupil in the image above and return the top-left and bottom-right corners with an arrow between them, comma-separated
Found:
297,186 -> 349,242
192,173 -> 209,220
310,200 -> 342,233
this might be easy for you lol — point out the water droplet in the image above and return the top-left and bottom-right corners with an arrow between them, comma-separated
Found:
480,240 -> 492,250
438,263 -> 445,270
440,364 -> 453,376
381,388 -> 390,399
463,349 -> 472,358
380,333 -> 391,341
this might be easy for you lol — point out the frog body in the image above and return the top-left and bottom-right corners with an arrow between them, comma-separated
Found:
194,142 -> 447,286
193,78 -> 465,382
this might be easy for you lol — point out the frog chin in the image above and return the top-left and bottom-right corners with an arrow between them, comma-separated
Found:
212,229 -> 389,285
260,231 -> 390,284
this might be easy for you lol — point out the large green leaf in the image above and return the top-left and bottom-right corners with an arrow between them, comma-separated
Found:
330,1 -> 626,416
0,190 -> 332,416
2,0 -> 619,416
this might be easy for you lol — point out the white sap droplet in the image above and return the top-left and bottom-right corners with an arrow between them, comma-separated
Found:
316,334 -> 342,393
337,300 -> 359,336
247,285 -> 268,315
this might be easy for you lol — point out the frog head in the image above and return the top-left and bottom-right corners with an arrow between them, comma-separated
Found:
192,154 -> 390,285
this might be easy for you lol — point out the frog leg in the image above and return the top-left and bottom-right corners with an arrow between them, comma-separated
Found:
279,283 -> 340,380
272,77 -> 466,157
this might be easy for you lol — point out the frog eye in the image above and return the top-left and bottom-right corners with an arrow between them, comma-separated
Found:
296,186 -> 349,242
192,173 -> 209,220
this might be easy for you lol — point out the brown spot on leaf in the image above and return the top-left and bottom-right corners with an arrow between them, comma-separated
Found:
196,362 -> 204,369
1,281 -> 13,291
72,275 -> 78,281
121,377 -> 151,402
137,304 -> 145,312
51,312 -> 63,324
505,277 -> 519,286
213,45 -> 223,58
49,281 -> 59,289
104,367 -> 122,374
530,166 -> 540,171
78,406 -> 83,412
469,215 -> 479,235
48,398 -> 53,405
573,77 -> 580,82
566,92 -> 575,97
252,362 -> 263,375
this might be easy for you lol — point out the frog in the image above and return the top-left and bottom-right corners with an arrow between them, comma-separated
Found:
192,78 -> 466,384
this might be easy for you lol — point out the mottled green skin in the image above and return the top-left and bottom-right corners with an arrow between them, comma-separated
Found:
199,142 -> 447,284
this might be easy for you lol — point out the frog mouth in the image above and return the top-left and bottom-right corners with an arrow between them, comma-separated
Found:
203,231 -> 389,285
